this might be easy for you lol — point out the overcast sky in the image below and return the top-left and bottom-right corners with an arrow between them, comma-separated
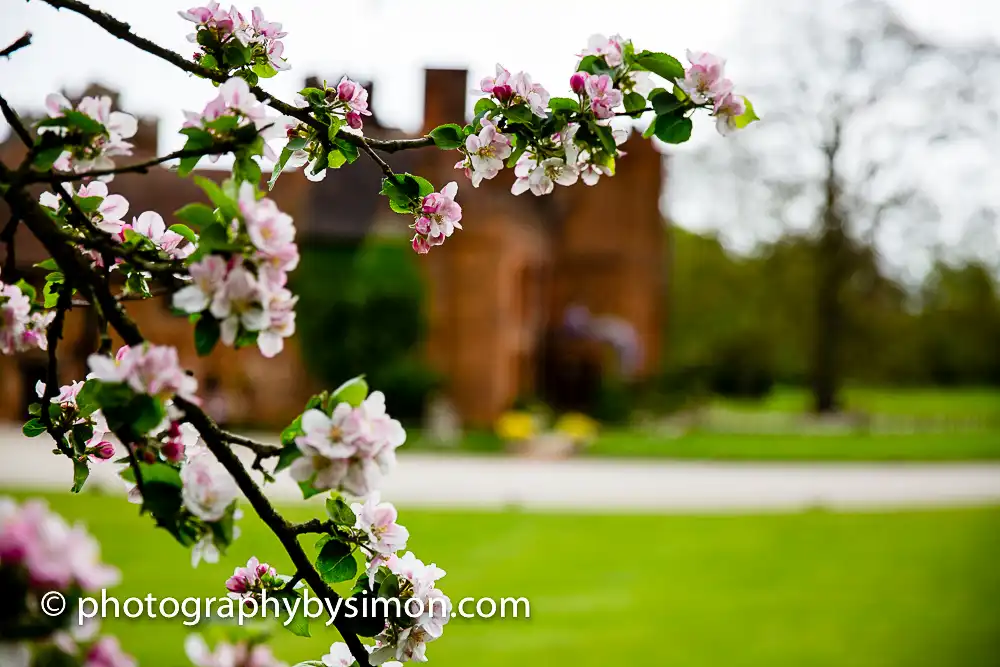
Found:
1,0 -> 997,274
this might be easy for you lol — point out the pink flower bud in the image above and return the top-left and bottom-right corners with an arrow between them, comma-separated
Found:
226,574 -> 248,594
346,111 -> 363,130
411,235 -> 431,255
570,72 -> 588,95
337,79 -> 357,102
413,216 -> 432,235
89,441 -> 116,461
493,84 -> 514,103
161,439 -> 185,463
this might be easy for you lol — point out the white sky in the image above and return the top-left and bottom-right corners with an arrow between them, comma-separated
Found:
1,0 -> 997,273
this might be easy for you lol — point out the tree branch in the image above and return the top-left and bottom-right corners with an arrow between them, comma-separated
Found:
30,141 -> 243,183
0,94 -> 34,147
0,31 -> 32,59
37,0 -> 434,155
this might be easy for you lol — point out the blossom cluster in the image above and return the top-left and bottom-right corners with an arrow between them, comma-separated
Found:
181,3 -> 289,75
0,497 -> 119,590
40,93 -> 137,180
186,634 -> 287,667
289,390 -> 406,498
409,182 -> 463,254
224,555 -> 283,601
183,76 -> 283,163
322,642 -> 401,667
0,634 -> 136,667
172,182 -> 299,357
677,50 -> 750,135
480,64 -> 551,118
0,269 -> 53,355
88,343 -> 199,404
32,379 -> 114,461
369,552 -> 451,665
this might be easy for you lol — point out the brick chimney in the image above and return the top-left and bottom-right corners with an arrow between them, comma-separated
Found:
422,69 -> 467,132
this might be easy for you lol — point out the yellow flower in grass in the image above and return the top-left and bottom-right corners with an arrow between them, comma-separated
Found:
495,410 -> 538,441
554,412 -> 599,444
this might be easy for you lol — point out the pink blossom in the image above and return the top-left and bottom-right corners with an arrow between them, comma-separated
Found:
411,235 -> 430,255
84,636 -> 135,667
511,155 -> 578,196
179,2 -> 236,42
510,71 -> 550,118
583,74 -> 623,119
239,182 -> 297,262
252,7 -> 287,39
89,441 -> 116,461
569,72 -> 588,95
336,76 -> 372,128
210,266 -> 268,347
172,255 -> 229,314
131,211 -> 195,259
351,492 -> 409,556
39,93 -> 137,181
410,182 -> 462,252
713,92 -> 746,136
0,498 -> 120,591
463,119 -> 511,187
0,273 -> 49,356
578,34 -> 626,68
480,64 -> 513,102
257,285 -> 297,358
87,344 -> 199,404
678,50 -> 732,104
181,449 -> 238,522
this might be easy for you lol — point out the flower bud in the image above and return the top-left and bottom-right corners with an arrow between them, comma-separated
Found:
413,217 -> 432,235
337,79 -> 357,102
161,439 -> 186,463
493,84 -> 514,103
411,235 -> 431,255
89,441 -> 116,461
346,111 -> 363,130
570,72 -> 589,95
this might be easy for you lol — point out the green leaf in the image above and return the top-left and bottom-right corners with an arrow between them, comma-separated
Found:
34,258 -> 59,271
330,376 -> 368,408
194,176 -> 239,222
623,92 -> 647,114
503,104 -> 534,125
71,423 -> 94,455
205,115 -> 240,134
633,51 -> 685,81
22,418 -> 46,438
506,135 -> 527,168
325,493 -> 357,526
138,461 -> 183,487
199,53 -> 219,70
271,590 -> 311,637
316,538 -> 357,583
333,138 -> 359,164
178,129 -> 215,177
280,414 -> 303,448
378,573 -> 400,600
61,110 -> 106,136
174,203 -> 217,230
651,113 -> 693,144
379,174 -> 430,214
548,97 -> 580,113
576,55 -> 612,76
428,123 -> 465,150
74,196 -> 104,213
122,394 -> 166,435
194,315 -> 220,356
167,224 -> 198,245
298,480 -> 324,500
33,145 -> 67,171
75,380 -> 101,418
473,98 -> 498,117
593,124 -> 617,156
734,97 -> 760,129
71,459 -> 90,493
223,43 -> 250,67
327,117 -> 344,142
327,149 -> 347,170
650,89 -> 685,116
252,61 -> 278,79
268,147 -> 294,191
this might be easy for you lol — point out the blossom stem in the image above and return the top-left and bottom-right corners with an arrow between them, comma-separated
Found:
41,285 -> 75,458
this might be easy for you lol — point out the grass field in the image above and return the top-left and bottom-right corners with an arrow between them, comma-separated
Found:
713,386 -> 1000,418
5,491 -> 1000,666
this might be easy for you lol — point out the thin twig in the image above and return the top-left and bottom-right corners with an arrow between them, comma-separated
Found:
31,141 -> 242,183
41,284 -> 74,457
0,95 -> 33,147
290,518 -> 334,535
37,0 -> 433,157
0,32 -> 33,59
220,429 -> 282,457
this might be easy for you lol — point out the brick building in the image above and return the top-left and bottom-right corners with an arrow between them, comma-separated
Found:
0,70 -> 666,428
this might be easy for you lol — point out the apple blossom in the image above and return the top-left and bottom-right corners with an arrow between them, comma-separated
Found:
186,634 -> 288,667
84,636 -> 136,667
336,76 -> 372,130
184,77 -> 282,160
678,50 -> 732,105
480,64 -> 514,102
87,343 -> 200,404
88,441 -> 117,461
211,266 -> 269,346
510,71 -> 550,118
370,551 -> 449,665
0,497 -> 120,590
713,92 -> 747,136
0,272 -> 51,356
569,72 -> 588,95
511,155 -> 578,196
256,285 -> 297,358
40,182 -> 129,237
225,555 -> 277,595
42,93 -> 137,180
578,33 -> 625,68
181,448 -> 239,522
409,182 -> 462,252
131,211 -> 195,259
583,73 -> 623,120
179,2 -> 236,41
351,492 -> 409,556
172,255 -> 229,314
291,391 -> 406,497
460,119 -> 511,187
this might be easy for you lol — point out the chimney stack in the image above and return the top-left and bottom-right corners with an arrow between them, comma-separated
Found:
423,69 -> 468,132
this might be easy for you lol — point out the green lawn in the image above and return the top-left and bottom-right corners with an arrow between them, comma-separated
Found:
713,386 -> 1000,418
5,491 -> 1000,666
